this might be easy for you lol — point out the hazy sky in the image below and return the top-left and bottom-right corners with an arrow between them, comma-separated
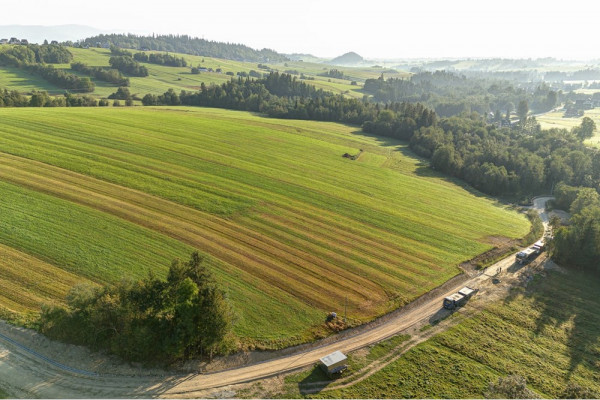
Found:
2,0 -> 599,59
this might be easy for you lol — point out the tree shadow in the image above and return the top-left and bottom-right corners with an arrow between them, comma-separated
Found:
505,266 -> 600,380
348,129 -> 409,148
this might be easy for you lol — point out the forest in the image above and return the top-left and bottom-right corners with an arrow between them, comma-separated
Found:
363,71 -> 560,117
75,33 -> 287,62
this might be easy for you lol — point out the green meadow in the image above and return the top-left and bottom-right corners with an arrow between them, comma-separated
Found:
537,108 -> 600,148
0,107 -> 529,345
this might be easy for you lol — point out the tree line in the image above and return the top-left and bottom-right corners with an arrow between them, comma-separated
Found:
75,33 -> 287,62
40,252 -> 234,363
133,52 -> 187,67
0,44 -> 94,92
142,73 -> 436,133
0,43 -> 72,64
0,88 -> 124,107
408,115 -> 599,196
71,62 -> 130,86
552,185 -> 600,273
363,71 -> 560,118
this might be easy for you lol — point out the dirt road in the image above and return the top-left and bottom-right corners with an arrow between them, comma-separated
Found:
0,198 -> 552,398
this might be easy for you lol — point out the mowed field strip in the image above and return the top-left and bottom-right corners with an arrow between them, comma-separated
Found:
0,107 -> 529,344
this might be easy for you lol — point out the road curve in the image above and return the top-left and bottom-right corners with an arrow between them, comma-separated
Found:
0,198 -> 553,398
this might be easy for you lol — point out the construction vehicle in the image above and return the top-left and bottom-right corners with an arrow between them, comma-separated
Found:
443,286 -> 477,310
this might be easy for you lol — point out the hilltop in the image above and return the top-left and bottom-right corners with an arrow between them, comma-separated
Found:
329,51 -> 364,65
76,33 -> 288,62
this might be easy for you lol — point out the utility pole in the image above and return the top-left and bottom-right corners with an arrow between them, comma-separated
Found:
344,296 -> 347,324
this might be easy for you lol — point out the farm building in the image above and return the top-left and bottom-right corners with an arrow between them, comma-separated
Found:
319,350 -> 348,378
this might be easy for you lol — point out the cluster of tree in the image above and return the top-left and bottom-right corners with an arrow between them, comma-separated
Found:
107,86 -> 134,106
71,62 -> 130,86
0,89 -> 30,106
261,72 -> 327,98
0,43 -> 72,64
0,88 -> 130,108
27,44 -> 73,63
133,52 -> 187,67
552,187 -> 600,273
25,63 -> 95,92
408,115 -> 600,196
362,103 -> 436,140
142,73 -> 436,132
109,45 -> 133,57
363,71 -> 560,117
0,46 -> 93,92
40,252 -> 234,363
235,70 -> 264,78
318,69 -> 347,80
75,34 -> 287,62
109,56 -> 149,77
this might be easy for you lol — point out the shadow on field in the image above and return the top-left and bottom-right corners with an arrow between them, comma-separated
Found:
428,308 -> 452,326
504,266 -> 600,379
349,129 -> 406,148
297,366 -> 333,395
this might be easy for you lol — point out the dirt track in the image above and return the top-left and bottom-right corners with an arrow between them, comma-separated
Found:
0,198 -> 553,398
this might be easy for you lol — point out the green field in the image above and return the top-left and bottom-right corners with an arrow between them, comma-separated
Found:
537,108 -> 600,147
0,107 -> 529,345
0,46 -> 400,99
296,269 -> 600,398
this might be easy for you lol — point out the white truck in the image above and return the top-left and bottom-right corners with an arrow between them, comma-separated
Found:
443,286 -> 477,310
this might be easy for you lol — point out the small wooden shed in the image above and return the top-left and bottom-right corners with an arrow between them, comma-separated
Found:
319,350 -> 348,378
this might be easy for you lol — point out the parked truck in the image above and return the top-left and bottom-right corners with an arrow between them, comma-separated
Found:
443,286 -> 477,310
516,247 -> 537,264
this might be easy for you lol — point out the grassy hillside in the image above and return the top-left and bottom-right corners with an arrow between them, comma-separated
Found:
297,269 -> 600,398
0,107 -> 529,346
0,46 -> 400,99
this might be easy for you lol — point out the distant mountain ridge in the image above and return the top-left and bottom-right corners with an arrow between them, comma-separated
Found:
78,34 -> 288,63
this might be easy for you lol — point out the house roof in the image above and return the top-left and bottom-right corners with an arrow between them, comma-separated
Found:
319,350 -> 347,367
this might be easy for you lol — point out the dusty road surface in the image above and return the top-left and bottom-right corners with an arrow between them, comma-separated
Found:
0,198 -> 553,398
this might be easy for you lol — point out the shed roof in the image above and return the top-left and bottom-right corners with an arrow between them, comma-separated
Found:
319,350 -> 347,367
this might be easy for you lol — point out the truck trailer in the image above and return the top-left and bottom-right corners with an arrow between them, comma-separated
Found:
516,247 -> 537,264
443,286 -> 477,310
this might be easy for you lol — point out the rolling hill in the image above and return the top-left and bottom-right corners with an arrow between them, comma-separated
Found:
0,45 -> 406,100
0,106 -> 529,347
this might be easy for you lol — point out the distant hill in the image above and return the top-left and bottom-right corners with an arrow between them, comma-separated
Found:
285,53 -> 323,63
329,52 -> 364,65
78,34 -> 288,63
0,25 -> 106,44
